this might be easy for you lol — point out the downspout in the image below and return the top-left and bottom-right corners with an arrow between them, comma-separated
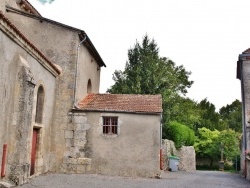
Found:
160,113 -> 164,170
73,35 -> 87,109
239,54 -> 247,178
1,144 -> 7,178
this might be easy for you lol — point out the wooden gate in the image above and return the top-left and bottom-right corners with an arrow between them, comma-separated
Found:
30,128 -> 38,176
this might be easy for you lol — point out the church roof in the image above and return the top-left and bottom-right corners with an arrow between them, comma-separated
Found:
77,93 -> 162,114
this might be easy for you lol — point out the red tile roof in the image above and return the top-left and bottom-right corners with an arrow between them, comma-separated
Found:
77,94 -> 162,113
0,11 -> 61,75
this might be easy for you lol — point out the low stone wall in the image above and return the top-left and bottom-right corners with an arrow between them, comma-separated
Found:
177,146 -> 196,171
162,139 -> 196,171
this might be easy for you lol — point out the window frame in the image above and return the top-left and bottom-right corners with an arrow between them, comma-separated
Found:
102,116 -> 118,135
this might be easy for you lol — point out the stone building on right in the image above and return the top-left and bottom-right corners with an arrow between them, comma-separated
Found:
237,48 -> 250,180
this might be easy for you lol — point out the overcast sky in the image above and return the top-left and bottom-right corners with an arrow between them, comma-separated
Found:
29,0 -> 250,110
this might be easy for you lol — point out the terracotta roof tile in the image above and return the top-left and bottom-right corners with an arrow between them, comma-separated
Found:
77,94 -> 162,113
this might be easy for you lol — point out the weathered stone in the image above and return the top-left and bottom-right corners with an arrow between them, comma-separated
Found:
74,131 -> 86,139
72,113 -> 87,124
65,131 -> 74,139
65,139 -> 74,147
75,124 -> 91,131
162,139 -> 196,171
76,165 -> 86,173
67,123 -> 74,131
63,157 -> 78,164
77,158 -> 91,165
86,164 -> 91,172
74,139 -> 86,147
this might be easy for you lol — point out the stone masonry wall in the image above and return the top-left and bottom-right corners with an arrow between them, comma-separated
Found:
60,112 -> 92,173
162,139 -> 196,171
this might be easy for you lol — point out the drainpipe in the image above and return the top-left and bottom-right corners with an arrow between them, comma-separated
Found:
1,144 -> 7,178
239,54 -> 248,178
160,113 -> 164,170
73,35 -> 87,109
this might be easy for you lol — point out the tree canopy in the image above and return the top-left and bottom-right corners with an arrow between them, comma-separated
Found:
219,99 -> 242,132
107,35 -> 194,134
194,127 -> 240,168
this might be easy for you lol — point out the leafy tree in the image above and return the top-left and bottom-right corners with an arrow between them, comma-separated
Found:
107,35 -> 193,96
195,127 -> 240,168
166,121 -> 195,148
219,99 -> 242,132
170,96 -> 201,130
218,130 -> 240,161
107,35 -> 193,138
198,99 -> 220,131
194,127 -> 220,168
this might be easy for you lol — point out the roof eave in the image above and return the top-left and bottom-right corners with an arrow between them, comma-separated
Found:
79,32 -> 106,67
72,108 -> 162,115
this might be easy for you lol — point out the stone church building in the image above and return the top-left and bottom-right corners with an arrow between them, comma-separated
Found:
0,0 -> 162,185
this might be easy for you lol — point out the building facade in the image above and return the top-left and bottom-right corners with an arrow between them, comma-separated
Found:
237,48 -> 250,180
0,0 -> 162,185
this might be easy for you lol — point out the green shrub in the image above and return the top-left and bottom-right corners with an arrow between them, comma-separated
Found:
167,121 -> 195,148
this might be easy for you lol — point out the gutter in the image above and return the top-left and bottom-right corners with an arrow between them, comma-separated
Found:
71,108 -> 162,115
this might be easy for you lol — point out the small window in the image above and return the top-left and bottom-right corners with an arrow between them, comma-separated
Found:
103,117 -> 118,134
87,79 -> 92,94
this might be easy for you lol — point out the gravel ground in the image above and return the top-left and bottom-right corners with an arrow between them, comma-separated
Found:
16,171 -> 250,188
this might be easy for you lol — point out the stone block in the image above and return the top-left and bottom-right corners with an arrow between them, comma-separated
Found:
65,130 -> 73,139
86,164 -> 91,172
63,157 -> 78,164
75,124 -> 91,131
67,123 -> 74,131
60,164 -> 68,173
69,147 -> 78,158
74,131 -> 86,139
76,165 -> 86,173
77,158 -> 91,165
74,139 -> 86,147
68,164 -> 77,173
65,139 -> 74,147
72,113 -> 87,124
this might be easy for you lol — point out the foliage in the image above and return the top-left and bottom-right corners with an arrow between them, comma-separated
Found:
170,96 -> 201,130
194,127 -> 240,168
219,99 -> 242,132
194,127 -> 220,159
107,35 -> 193,96
197,99 -> 220,131
217,129 -> 240,161
166,121 -> 195,148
